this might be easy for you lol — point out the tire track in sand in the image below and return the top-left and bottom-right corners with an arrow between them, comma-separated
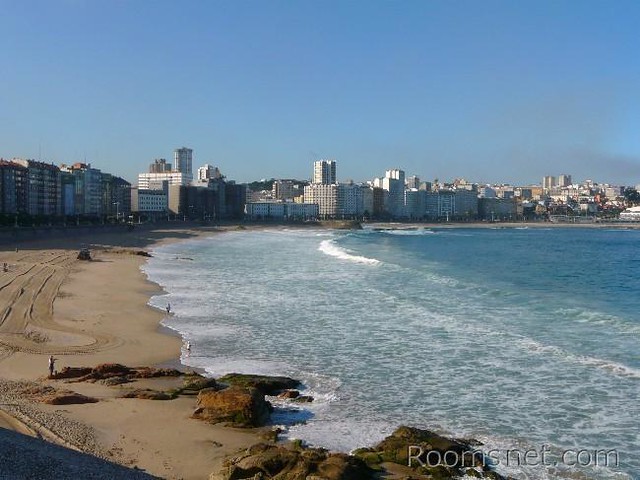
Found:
0,252 -> 122,357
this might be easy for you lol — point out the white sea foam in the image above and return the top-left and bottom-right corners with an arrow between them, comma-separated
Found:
517,338 -> 640,380
555,307 -> 640,334
187,357 -> 294,378
284,418 -> 396,453
143,227 -> 640,479
379,228 -> 435,236
318,239 -> 381,265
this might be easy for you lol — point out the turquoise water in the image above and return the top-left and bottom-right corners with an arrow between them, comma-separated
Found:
144,227 -> 639,479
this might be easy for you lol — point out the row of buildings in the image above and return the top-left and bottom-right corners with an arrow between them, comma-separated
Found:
245,161 -> 514,221
244,161 -> 638,221
0,148 -> 246,222
133,148 -> 245,220
0,159 -> 130,219
2,150 -> 637,223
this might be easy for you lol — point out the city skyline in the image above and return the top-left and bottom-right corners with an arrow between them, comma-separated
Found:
2,1 -> 639,185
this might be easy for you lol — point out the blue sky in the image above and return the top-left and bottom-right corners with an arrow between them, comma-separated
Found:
1,0 -> 639,186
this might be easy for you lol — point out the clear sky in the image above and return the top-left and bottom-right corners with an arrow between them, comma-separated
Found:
1,0 -> 639,186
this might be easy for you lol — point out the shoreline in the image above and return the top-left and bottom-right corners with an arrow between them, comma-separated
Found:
0,223 -> 633,479
138,224 -> 636,480
0,225 -> 263,479
364,220 -> 640,229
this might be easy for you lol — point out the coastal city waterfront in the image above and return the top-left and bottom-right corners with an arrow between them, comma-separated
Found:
3,1 -> 640,479
2,155 -> 640,228
146,226 -> 639,480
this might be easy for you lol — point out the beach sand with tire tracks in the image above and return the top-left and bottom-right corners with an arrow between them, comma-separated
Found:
0,226 -> 261,479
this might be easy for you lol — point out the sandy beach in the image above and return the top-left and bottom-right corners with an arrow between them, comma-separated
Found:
0,220 -> 636,479
0,225 -> 262,479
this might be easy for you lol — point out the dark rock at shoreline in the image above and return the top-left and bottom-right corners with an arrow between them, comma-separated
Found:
41,390 -> 99,405
277,389 -> 300,399
92,363 -> 132,377
133,366 -> 182,378
217,373 -> 300,395
292,395 -> 314,403
101,376 -> 132,386
135,250 -> 152,257
354,426 -> 510,479
212,442 -> 375,480
51,366 -> 94,380
182,373 -> 218,393
192,386 -> 271,427
51,364 -> 182,383
122,388 -> 175,401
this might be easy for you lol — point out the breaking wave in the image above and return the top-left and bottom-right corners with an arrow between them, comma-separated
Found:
318,239 -> 381,265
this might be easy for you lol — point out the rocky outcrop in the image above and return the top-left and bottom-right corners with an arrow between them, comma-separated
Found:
217,373 -> 299,395
101,376 -> 132,386
131,366 -> 182,379
211,442 -> 375,480
292,395 -> 314,403
122,389 -> 175,400
192,386 -> 271,427
51,367 -> 93,380
41,391 -> 99,405
277,389 -> 300,399
13,383 -> 98,405
276,390 -> 314,404
51,364 -> 182,383
353,426 -> 509,479
182,374 -> 218,394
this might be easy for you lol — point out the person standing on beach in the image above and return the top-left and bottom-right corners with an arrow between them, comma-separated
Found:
48,355 -> 56,377
166,303 -> 171,314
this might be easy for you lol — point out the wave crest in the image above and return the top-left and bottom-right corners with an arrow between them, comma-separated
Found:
382,228 -> 435,236
318,239 -> 381,265
518,338 -> 640,380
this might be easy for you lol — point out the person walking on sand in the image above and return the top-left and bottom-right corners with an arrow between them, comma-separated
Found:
48,355 -> 56,378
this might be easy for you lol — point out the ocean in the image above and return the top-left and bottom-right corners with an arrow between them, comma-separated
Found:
143,226 -> 639,480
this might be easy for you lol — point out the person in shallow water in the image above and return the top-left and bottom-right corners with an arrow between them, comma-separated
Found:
166,303 -> 171,314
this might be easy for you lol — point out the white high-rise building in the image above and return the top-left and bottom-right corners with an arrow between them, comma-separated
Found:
382,169 -> 406,217
304,183 -> 338,217
174,147 -> 193,175
138,171 -> 191,189
313,160 -> 337,185
197,164 -> 222,182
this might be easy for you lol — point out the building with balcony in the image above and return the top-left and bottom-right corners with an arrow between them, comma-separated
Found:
0,160 -> 27,214
60,163 -> 103,216
13,159 -> 61,216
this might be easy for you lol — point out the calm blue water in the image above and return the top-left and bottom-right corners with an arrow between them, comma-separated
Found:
143,227 -> 640,480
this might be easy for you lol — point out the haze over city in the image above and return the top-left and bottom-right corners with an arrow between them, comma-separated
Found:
2,0 -> 640,185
